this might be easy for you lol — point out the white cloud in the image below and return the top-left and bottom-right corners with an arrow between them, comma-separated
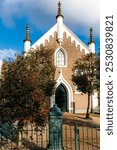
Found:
0,49 -> 18,61
0,0 -> 99,35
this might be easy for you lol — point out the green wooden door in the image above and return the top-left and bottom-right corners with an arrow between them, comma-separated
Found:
55,84 -> 67,112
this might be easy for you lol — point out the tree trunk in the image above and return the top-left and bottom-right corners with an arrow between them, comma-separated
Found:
86,93 -> 90,118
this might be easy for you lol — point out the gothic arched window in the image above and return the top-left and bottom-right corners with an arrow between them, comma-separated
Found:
56,50 -> 65,66
56,49 -> 66,66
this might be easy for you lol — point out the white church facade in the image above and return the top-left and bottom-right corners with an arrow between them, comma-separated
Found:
23,2 -> 99,113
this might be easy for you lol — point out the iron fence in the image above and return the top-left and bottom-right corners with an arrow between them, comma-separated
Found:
0,123 -> 100,150
62,124 -> 100,150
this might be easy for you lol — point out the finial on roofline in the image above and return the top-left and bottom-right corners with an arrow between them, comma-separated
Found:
24,24 -> 31,42
88,27 -> 94,44
88,27 -> 95,53
56,1 -> 64,19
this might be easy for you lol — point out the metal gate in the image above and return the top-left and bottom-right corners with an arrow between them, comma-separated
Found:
0,105 -> 100,150
0,123 -> 100,150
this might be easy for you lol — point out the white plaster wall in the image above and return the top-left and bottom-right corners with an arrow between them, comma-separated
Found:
24,41 -> 31,53
88,42 -> 95,53
92,91 -> 99,111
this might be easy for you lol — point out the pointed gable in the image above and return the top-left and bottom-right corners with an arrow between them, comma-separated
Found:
31,2 -> 91,54
31,22 -> 91,54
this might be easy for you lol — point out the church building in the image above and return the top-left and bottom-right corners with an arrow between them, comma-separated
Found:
23,2 -> 98,113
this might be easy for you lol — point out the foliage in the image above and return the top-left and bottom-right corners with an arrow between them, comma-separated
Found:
0,47 -> 56,126
0,123 -> 18,141
72,52 -> 100,118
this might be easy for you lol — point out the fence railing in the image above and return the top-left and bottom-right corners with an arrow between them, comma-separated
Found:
78,126 -> 100,150
0,123 -> 100,150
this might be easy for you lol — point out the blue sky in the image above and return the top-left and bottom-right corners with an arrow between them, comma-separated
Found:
0,0 -> 100,61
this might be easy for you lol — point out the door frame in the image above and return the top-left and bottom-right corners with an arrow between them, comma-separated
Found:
55,83 -> 67,112
50,72 -> 73,112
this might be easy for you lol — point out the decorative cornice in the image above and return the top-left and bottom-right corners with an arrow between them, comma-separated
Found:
31,23 -> 90,54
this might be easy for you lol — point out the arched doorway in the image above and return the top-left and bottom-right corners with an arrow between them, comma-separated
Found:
55,84 -> 67,112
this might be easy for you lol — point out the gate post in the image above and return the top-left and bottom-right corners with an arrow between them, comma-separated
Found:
75,123 -> 79,150
47,104 -> 64,150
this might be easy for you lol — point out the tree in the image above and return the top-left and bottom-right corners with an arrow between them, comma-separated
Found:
0,46 -> 56,126
72,52 -> 100,118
